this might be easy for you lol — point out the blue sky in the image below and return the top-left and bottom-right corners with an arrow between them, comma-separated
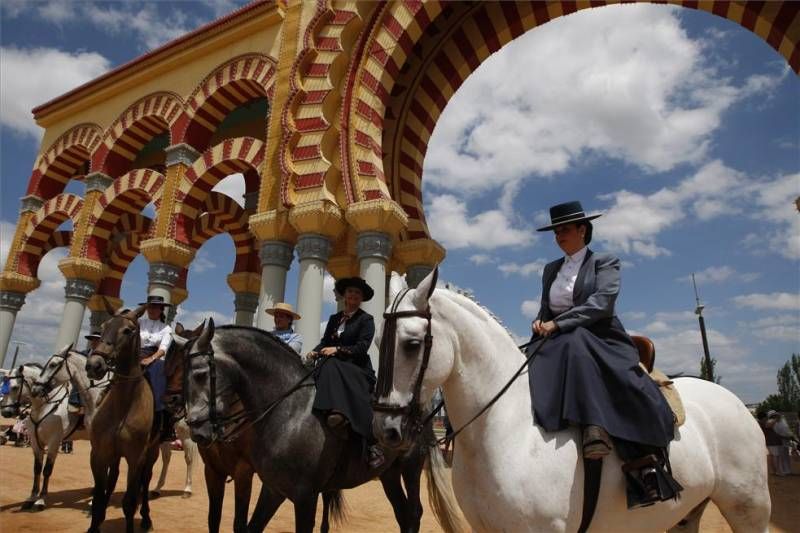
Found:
0,2 -> 798,404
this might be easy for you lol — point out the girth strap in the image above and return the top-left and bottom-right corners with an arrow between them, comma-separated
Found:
578,458 -> 602,533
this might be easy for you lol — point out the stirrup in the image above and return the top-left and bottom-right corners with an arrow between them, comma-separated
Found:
582,425 -> 612,460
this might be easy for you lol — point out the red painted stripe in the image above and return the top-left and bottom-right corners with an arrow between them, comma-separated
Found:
293,145 -> 321,160
307,63 -> 331,77
317,37 -> 340,51
295,172 -> 325,188
295,117 -> 328,132
399,176 -> 422,198
409,99 -> 435,133
302,90 -> 329,104
357,160 -> 377,176
475,6 -> 501,54
399,151 -> 422,176
419,75 -> 446,111
434,51 -> 463,92
501,2 -> 525,39
402,127 -> 426,154
739,2 -> 765,31
711,1 -> 729,18
364,189 -> 384,200
767,3 -> 799,49
332,9 -> 356,25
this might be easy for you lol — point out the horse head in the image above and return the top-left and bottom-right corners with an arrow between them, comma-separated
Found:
183,317 -> 226,446
373,267 -> 457,450
86,305 -> 146,379
1,364 -> 39,417
163,321 -> 204,416
32,344 -> 72,398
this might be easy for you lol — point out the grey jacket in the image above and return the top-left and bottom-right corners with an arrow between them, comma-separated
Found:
536,249 -> 622,333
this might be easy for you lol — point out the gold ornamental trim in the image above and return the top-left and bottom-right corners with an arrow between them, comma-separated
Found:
394,238 -> 446,270
288,200 -> 345,239
88,294 -> 123,313
139,238 -> 196,268
345,199 -> 408,237
226,272 -> 262,294
58,257 -> 107,283
0,272 -> 41,294
327,255 -> 359,280
248,209 -> 298,242
171,287 -> 189,306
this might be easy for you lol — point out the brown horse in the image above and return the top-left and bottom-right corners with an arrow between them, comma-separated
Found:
85,306 -> 161,532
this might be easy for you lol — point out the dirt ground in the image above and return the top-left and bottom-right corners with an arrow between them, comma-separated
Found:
0,440 -> 797,532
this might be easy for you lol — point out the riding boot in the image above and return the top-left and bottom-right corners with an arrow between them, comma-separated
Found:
616,439 -> 683,509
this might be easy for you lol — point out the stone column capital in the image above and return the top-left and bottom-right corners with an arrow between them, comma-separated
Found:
345,199 -> 408,237
0,272 -> 40,294
64,278 -> 96,302
234,292 -> 259,313
171,287 -> 189,307
249,209 -> 298,242
227,272 -> 262,294
139,238 -> 195,268
259,241 -> 294,269
148,262 -> 181,288
0,291 -> 26,311
165,143 -> 201,167
84,172 -> 114,193
357,231 -> 392,262
296,234 -> 332,263
20,195 -> 44,214
288,200 -> 345,240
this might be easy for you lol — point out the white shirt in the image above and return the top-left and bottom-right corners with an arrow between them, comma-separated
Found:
549,246 -> 588,314
138,317 -> 173,352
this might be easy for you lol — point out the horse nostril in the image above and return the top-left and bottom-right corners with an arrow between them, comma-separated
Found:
384,427 -> 402,445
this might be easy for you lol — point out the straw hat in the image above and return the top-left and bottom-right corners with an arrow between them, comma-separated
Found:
265,302 -> 301,320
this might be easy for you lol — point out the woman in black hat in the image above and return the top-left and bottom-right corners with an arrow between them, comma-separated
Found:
138,295 -> 174,441
528,201 -> 681,508
307,277 -> 383,468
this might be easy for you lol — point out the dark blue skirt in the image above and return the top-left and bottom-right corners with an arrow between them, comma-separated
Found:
528,318 -> 674,448
312,357 -> 376,441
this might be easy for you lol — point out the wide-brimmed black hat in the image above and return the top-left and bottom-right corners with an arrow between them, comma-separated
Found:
334,277 -> 374,302
137,295 -> 172,307
536,201 -> 602,231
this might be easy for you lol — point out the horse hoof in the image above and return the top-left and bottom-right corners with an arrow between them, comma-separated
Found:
140,518 -> 153,531
181,491 -> 192,499
21,500 -> 34,510
33,502 -> 45,512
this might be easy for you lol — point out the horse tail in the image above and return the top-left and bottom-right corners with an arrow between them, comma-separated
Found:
324,490 -> 348,527
425,443 -> 464,533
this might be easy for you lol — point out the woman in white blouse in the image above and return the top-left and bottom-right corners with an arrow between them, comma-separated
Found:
528,201 -> 681,509
138,295 -> 173,439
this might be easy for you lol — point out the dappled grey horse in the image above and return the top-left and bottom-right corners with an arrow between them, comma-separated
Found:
183,320 -> 432,533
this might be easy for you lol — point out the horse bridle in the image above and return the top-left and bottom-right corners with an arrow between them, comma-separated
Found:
372,289 -> 435,434
90,314 -> 142,378
2,367 -> 32,414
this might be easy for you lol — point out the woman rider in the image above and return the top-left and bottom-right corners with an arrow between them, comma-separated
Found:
528,201 -> 682,508
307,277 -> 384,469
138,295 -> 174,442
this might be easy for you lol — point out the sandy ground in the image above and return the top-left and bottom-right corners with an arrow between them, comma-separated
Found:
0,439 -> 798,532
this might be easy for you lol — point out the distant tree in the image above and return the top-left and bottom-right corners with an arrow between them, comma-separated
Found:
700,355 -> 721,384
758,354 -> 800,414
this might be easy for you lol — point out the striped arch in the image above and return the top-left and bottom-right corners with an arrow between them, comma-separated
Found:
96,214 -> 153,299
92,92 -> 185,178
191,192 -> 258,273
85,169 -> 165,260
16,194 -> 83,277
27,123 -> 103,200
42,231 -> 72,256
176,54 -> 277,153
342,0 -> 800,240
173,137 -> 264,244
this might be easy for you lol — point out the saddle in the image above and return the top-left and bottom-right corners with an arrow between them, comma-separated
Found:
631,336 -> 685,427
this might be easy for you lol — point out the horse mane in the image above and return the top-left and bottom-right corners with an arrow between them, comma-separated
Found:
23,362 -> 43,370
215,325 -> 306,372
438,288 -> 519,342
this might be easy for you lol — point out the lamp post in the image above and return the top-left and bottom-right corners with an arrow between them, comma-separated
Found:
692,274 -> 714,382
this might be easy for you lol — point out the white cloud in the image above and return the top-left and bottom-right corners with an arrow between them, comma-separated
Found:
191,249 -> 216,273
676,265 -> 759,285
469,254 -> 494,266
211,173 -> 246,208
621,311 -> 647,322
0,46 -> 111,139
643,320 -> 671,334
498,260 -> 547,278
424,4 -> 784,196
732,292 -> 800,311
426,194 -> 533,250
38,1 -> 74,24
520,299 -> 541,320
322,273 -> 337,306
174,308 -> 233,329
746,316 -> 800,343
746,173 -> 800,259
86,4 -> 193,51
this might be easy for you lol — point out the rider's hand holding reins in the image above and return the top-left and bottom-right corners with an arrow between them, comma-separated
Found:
532,320 -> 559,337
319,347 -> 338,357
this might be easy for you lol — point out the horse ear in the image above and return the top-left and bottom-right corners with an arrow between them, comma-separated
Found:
102,296 -> 116,315
389,272 -> 407,302
60,343 -> 73,356
197,318 -> 215,349
412,266 -> 439,309
191,321 -> 204,338
174,322 -> 185,336
130,304 -> 147,319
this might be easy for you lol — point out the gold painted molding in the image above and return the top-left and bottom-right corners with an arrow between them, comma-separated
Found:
139,238 -> 196,268
0,272 -> 41,294
58,257 -> 107,283
249,209 -> 298,243
226,271 -> 262,294
345,199 -> 408,238
288,200 -> 345,239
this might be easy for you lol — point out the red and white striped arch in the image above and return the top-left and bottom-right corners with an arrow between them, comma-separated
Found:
92,92 -> 185,178
191,192 -> 258,273
173,136 -> 264,244
342,0 -> 800,240
84,169 -> 165,261
26,124 -> 103,200
95,214 -> 153,299
15,194 -> 84,277
176,54 -> 277,153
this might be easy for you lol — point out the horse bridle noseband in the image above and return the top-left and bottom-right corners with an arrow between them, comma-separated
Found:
372,289 -> 435,434
2,368 -> 32,414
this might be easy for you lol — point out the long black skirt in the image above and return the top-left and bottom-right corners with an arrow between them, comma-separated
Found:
312,357 -> 376,441
528,319 -> 674,448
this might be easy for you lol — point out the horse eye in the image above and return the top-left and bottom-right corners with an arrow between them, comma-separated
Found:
193,370 -> 208,382
122,328 -> 132,335
403,339 -> 422,352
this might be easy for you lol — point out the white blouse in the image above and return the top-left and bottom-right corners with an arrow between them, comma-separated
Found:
138,317 -> 173,352
548,246 -> 588,314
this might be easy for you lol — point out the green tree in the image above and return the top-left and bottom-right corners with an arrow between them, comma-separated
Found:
758,354 -> 800,414
700,355 -> 721,384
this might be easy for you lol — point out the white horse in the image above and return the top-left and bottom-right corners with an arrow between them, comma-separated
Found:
373,270 -> 770,533
151,417 -> 196,499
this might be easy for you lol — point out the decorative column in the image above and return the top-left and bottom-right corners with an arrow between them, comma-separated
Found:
255,241 -> 293,330
87,294 -> 121,332
227,272 -> 261,327
53,278 -> 96,351
294,234 -> 333,349
356,232 -> 393,367
147,262 -> 181,303
0,292 -> 26,366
